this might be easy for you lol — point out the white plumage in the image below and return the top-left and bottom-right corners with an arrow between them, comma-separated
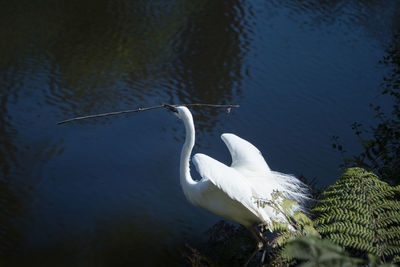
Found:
167,105 -> 308,229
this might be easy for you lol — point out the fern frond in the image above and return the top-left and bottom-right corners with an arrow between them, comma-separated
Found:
271,231 -> 296,248
314,208 -> 371,226
312,167 -> 400,263
268,220 -> 290,232
292,211 -> 313,224
327,233 -> 377,254
317,223 -> 375,242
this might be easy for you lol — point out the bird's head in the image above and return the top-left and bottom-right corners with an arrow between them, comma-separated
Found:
163,104 -> 191,120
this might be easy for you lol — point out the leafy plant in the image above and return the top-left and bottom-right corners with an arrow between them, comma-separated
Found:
313,167 -> 400,263
282,235 -> 360,267
255,191 -> 319,266
257,191 -> 319,247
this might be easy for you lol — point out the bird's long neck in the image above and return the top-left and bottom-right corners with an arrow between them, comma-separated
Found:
180,112 -> 197,194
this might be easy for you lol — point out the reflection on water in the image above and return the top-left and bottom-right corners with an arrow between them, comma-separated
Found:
170,0 -> 246,133
268,0 -> 400,36
0,0 -> 399,265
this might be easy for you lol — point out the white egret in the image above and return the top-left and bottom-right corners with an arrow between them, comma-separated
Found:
165,105 -> 308,264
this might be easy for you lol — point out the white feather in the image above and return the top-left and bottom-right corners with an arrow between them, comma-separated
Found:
170,106 -> 308,229
221,133 -> 309,206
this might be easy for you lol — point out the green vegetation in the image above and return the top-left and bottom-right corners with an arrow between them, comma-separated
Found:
263,191 -> 319,247
271,168 -> 400,266
265,169 -> 400,266
185,168 -> 400,266
249,191 -> 318,266
282,236 -> 361,267
313,168 -> 400,264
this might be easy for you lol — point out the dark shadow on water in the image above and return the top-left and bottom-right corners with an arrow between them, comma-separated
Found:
5,214 -> 187,267
182,220 -> 264,267
0,181 -> 22,265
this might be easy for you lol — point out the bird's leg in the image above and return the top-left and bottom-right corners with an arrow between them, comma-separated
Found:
244,232 -> 262,267
244,225 -> 268,267
255,224 -> 269,267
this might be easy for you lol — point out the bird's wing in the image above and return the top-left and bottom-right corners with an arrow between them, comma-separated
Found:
221,133 -> 309,206
221,133 -> 270,173
192,153 -> 268,222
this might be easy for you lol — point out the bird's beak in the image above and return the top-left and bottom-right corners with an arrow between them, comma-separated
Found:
163,104 -> 178,113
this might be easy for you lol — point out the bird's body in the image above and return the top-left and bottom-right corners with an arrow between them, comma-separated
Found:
169,106 -> 308,229
185,153 -> 263,226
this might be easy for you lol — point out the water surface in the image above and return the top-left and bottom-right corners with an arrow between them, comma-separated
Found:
1,0 -> 399,265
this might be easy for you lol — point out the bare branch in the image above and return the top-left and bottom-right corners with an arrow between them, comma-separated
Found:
57,103 -> 240,125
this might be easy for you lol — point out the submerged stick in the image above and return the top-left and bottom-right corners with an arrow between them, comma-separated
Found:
57,103 -> 240,125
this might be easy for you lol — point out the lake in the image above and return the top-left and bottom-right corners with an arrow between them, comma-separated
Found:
1,0 -> 399,265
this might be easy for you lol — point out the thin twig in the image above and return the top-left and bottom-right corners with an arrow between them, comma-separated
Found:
57,103 -> 240,125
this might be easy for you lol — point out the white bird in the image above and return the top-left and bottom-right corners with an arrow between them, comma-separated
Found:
164,105 -> 308,264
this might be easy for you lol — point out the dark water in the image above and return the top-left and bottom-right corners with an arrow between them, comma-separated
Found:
1,0 -> 399,265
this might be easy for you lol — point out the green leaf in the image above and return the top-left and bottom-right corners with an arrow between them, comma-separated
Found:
312,168 -> 400,262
